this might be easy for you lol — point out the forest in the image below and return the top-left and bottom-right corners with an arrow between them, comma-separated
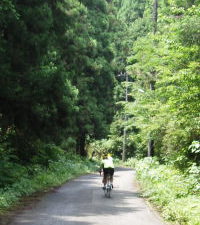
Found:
0,0 -> 200,224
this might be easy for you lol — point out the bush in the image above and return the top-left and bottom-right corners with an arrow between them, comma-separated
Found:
163,196 -> 200,225
130,158 -> 200,225
0,161 -> 27,188
31,142 -> 65,166
124,157 -> 138,168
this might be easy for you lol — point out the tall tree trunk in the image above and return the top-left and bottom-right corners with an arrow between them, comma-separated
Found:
122,127 -> 127,162
122,72 -> 128,162
148,139 -> 154,157
78,133 -> 86,157
147,0 -> 158,157
153,0 -> 158,34
76,138 -> 80,154
147,80 -> 155,157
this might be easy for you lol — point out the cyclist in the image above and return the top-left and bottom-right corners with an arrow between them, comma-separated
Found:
100,153 -> 114,189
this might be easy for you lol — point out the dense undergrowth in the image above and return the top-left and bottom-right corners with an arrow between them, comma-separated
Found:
126,158 -> 200,225
0,153 -> 97,213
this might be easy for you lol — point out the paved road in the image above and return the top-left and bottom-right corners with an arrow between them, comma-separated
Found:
9,168 -> 166,225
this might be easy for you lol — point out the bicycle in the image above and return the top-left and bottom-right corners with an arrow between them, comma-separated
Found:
103,173 -> 113,198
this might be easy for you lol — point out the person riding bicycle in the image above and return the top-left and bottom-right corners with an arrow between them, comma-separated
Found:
100,153 -> 114,189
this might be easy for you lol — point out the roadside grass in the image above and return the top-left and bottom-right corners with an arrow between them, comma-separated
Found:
0,154 -> 97,214
113,158 -> 124,167
126,157 -> 200,225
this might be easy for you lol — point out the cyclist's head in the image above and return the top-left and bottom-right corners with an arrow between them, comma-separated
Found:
102,154 -> 107,159
107,153 -> 112,157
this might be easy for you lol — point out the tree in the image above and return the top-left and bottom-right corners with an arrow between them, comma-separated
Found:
126,1 -> 200,165
73,0 -> 116,156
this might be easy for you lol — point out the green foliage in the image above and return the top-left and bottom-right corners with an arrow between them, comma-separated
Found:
123,1 -> 200,164
163,196 -> 200,225
0,0 -> 117,163
0,161 -> 27,188
128,158 -> 200,225
31,143 -> 65,166
74,0 -> 116,152
88,139 -> 115,159
124,157 -> 138,168
189,141 -> 200,154
0,0 -> 80,160
106,0 -> 155,159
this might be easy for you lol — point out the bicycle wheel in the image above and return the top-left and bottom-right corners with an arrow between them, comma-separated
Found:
103,187 -> 107,197
106,185 -> 111,198
105,174 -> 112,198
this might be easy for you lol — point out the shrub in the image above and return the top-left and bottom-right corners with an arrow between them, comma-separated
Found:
131,158 -> 200,225
0,161 -> 28,188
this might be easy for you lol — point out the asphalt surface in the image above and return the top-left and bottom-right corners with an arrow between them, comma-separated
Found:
9,168 -> 166,225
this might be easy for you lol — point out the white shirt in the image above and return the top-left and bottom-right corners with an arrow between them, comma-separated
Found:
102,157 -> 114,168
